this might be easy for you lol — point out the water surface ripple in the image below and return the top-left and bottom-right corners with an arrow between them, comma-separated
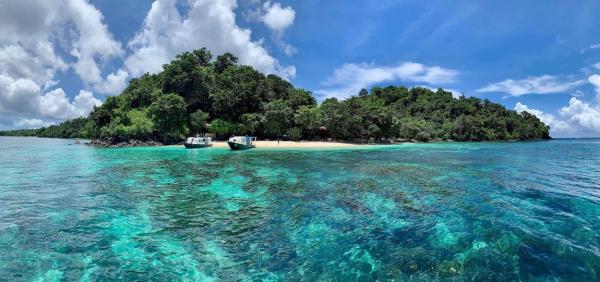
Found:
1,137 -> 599,281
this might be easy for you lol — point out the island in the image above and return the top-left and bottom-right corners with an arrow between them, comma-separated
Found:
0,48 -> 550,145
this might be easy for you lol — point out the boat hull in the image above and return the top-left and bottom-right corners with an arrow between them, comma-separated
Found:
184,143 -> 213,149
227,141 -> 254,150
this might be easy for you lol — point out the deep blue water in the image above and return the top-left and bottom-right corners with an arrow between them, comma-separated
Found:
1,137 -> 599,281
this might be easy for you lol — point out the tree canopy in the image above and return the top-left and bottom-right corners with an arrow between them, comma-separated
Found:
0,49 -> 550,143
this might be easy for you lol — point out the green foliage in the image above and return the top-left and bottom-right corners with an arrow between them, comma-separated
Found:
9,48 -> 550,144
295,106 -> 320,136
214,52 -> 238,73
262,99 -> 293,138
161,51 -> 212,113
0,128 -> 39,137
240,113 -> 263,135
287,127 -> 302,141
190,110 -> 210,134
209,119 -> 236,137
39,118 -> 92,138
148,94 -> 188,143
124,110 -> 154,140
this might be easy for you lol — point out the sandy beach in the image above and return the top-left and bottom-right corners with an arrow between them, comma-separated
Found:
198,140 -> 376,149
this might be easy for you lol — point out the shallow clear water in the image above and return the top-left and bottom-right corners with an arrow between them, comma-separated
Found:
1,137 -> 599,281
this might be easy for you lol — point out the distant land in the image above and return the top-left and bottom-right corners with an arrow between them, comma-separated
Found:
0,48 -> 550,145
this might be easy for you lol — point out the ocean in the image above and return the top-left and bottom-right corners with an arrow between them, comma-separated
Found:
1,136 -> 599,281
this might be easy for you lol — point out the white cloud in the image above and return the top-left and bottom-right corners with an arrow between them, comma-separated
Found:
15,118 -> 55,128
94,69 -> 129,95
0,0 -> 117,127
317,62 -> 459,99
261,1 -> 295,33
39,89 -> 101,119
64,0 -> 124,84
580,43 -> 600,54
0,74 -> 100,120
512,73 -> 600,137
593,63 -> 600,70
515,98 -> 600,138
0,44 -> 68,84
478,75 -> 585,96
559,97 -> 600,134
125,0 -> 295,80
0,0 -> 123,85
588,74 -> 600,102
514,102 -> 570,134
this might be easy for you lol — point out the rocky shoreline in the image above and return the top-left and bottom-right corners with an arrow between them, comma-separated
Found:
87,139 -> 165,148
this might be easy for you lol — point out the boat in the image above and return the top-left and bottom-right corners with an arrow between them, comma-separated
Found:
184,135 -> 213,148
227,136 -> 257,150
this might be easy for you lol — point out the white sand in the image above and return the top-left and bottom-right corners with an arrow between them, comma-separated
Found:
210,140 -> 367,149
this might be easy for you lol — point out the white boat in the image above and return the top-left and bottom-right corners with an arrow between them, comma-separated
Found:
227,136 -> 256,150
184,135 -> 213,148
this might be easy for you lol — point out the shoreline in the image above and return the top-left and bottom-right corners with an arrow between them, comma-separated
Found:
180,140 -> 387,149
0,136 -> 554,149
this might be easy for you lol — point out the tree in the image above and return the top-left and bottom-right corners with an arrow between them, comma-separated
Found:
161,51 -> 212,113
257,74 -> 294,102
320,98 -> 344,140
124,110 -> 154,140
190,110 -> 210,134
262,99 -> 293,138
214,52 -> 238,73
210,65 -> 263,120
287,127 -> 302,141
193,47 -> 212,66
240,113 -> 263,135
359,88 -> 369,97
295,106 -> 320,136
121,74 -> 161,109
148,94 -> 188,143
209,119 -> 236,137
367,124 -> 381,140
288,89 -> 317,109
18,48 -> 551,144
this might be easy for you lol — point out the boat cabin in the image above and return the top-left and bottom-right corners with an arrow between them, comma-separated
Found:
184,135 -> 213,148
227,136 -> 257,150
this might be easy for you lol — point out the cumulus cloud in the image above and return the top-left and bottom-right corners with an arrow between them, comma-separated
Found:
261,1 -> 295,33
316,62 -> 459,99
588,74 -> 600,101
514,102 -> 570,134
94,69 -> 129,95
559,97 -> 600,133
0,74 -> 100,121
0,0 -> 123,85
0,0 -> 116,126
0,44 -> 68,85
478,75 -> 585,97
63,0 -> 124,84
246,1 -> 296,56
1,0 -> 298,128
515,97 -> 600,138
39,89 -> 101,119
124,0 -> 295,79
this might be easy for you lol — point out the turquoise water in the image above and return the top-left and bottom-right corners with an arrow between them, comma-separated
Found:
1,137 -> 600,281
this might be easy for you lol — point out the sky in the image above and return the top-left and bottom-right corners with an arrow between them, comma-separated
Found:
1,0 -> 600,137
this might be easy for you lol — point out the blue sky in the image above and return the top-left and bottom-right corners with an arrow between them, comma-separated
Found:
1,0 -> 600,137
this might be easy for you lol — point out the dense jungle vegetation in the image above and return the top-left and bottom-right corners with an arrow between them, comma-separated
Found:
0,48 -> 550,143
